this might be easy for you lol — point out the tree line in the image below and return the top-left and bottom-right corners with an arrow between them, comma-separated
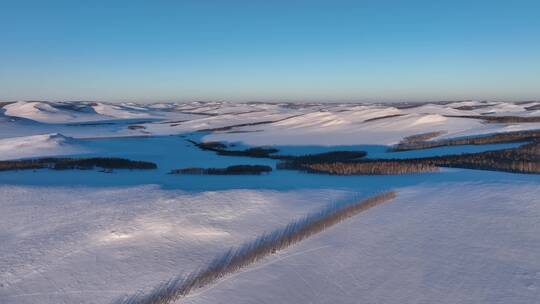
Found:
392,130 -> 540,152
445,115 -> 540,123
279,140 -> 540,175
0,157 -> 157,171
169,165 -> 272,175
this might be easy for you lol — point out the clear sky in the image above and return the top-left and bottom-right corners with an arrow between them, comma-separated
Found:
0,0 -> 539,102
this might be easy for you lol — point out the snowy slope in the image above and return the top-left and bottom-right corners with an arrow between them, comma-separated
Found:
3,101 -> 170,124
3,101 -> 107,123
0,183 -> 538,304
184,183 -> 540,304
0,186 -> 349,304
0,133 -> 86,160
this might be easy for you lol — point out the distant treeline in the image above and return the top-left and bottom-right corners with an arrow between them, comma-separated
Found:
199,120 -> 276,132
392,130 -> 540,152
525,104 -> 540,111
169,165 -> 272,175
284,151 -> 367,163
128,125 -> 146,130
189,135 -> 540,175
0,157 -> 157,171
453,104 -> 495,111
188,140 -> 280,158
394,131 -> 446,150
198,114 -> 306,132
188,140 -> 367,163
290,161 -> 439,175
363,114 -> 406,122
279,140 -> 540,175
445,115 -> 540,123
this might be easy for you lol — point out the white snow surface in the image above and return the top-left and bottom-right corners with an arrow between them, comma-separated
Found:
184,183 -> 540,304
0,183 -> 539,304
0,186 -> 349,304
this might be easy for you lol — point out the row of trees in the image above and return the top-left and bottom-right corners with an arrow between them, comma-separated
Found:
392,129 -> 540,151
525,104 -> 540,111
169,165 -> 272,175
424,142 -> 540,173
0,157 -> 157,171
190,140 -> 368,163
301,161 -> 439,175
0,159 -> 43,171
279,151 -> 367,165
445,115 -> 540,123
189,140 -> 280,158
283,140 -> 540,175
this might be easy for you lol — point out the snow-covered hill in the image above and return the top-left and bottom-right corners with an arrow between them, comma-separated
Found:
2,100 -> 540,145
0,133 -> 86,160
3,101 -> 164,124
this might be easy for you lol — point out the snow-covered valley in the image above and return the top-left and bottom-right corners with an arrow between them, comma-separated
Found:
0,100 -> 539,304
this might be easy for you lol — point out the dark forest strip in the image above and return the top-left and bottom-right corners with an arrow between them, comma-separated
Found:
391,129 -> 540,152
444,115 -> 540,123
363,113 -> 406,122
188,140 -> 367,163
280,140 -> 540,175
169,165 -> 272,175
0,157 -> 157,171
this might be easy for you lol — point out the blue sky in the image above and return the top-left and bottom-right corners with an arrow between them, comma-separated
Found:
0,0 -> 539,102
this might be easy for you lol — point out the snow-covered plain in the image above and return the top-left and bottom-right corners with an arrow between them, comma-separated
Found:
183,183 -> 540,304
0,100 -> 539,304
0,186 -> 351,304
1,183 -> 538,304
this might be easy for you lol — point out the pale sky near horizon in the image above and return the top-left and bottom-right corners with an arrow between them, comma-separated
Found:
0,0 -> 539,103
